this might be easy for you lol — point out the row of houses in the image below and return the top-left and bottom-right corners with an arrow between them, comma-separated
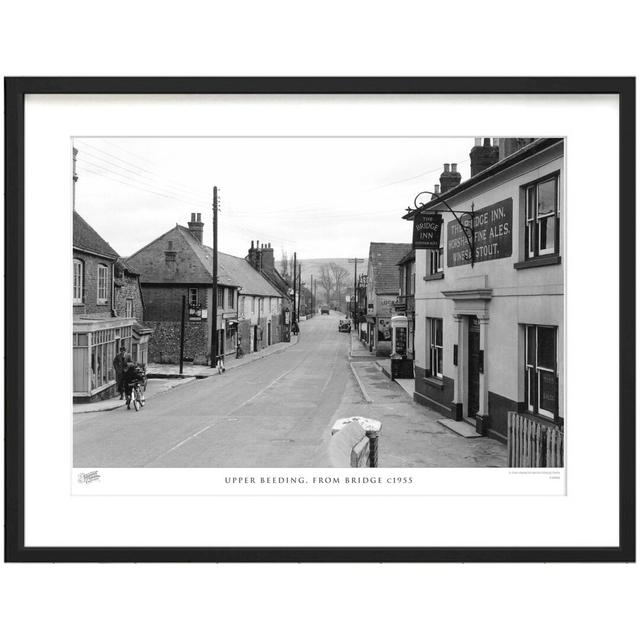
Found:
73,151 -> 293,403
359,137 -> 564,443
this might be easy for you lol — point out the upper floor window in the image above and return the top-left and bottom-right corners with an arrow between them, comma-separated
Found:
428,227 -> 444,275
524,324 -> 558,420
525,174 -> 559,259
217,288 -> 224,308
73,259 -> 83,304
428,317 -> 443,379
97,264 -> 108,304
239,295 -> 245,315
228,289 -> 235,309
189,288 -> 199,307
251,297 -> 256,313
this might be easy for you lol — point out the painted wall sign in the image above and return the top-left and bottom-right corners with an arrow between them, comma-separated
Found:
447,198 -> 513,267
413,212 -> 443,250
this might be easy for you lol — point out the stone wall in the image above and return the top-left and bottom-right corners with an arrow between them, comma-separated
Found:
145,320 -> 209,364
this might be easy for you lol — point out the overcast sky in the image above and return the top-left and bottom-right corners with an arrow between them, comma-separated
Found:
74,137 -> 475,260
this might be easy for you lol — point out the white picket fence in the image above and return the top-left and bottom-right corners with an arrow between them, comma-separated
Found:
507,412 -> 564,467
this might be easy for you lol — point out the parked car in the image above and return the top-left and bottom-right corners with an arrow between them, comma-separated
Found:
320,305 -> 330,315
338,319 -> 351,333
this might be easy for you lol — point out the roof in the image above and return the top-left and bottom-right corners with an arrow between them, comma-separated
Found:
403,138 -> 564,219
368,242 -> 412,294
396,248 -> 415,266
218,253 -> 283,297
127,224 -> 283,296
73,212 -> 119,259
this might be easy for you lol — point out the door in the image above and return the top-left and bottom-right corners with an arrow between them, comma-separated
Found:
253,326 -> 258,352
467,316 -> 480,418
267,322 -> 272,346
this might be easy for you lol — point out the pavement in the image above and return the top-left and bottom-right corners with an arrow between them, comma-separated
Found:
146,334 -> 299,379
73,310 -> 506,468
344,362 -> 507,467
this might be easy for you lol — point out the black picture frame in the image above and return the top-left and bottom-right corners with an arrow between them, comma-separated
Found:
4,77 -> 635,563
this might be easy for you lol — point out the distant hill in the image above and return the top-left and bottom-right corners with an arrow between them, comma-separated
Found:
294,258 -> 369,285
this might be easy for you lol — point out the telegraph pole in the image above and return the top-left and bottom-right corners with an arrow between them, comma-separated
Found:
297,264 -> 302,319
292,251 -> 297,324
210,186 -> 218,368
310,274 -> 314,316
348,257 -> 364,325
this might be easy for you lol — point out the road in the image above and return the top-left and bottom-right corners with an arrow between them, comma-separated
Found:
74,313 -> 354,467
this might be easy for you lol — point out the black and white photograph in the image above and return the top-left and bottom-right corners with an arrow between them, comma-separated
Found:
72,135 -> 564,472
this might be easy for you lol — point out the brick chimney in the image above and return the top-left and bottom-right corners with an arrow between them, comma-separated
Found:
260,242 -> 275,273
439,162 -> 462,194
430,184 -> 441,200
470,137 -> 499,177
247,240 -> 259,269
187,212 -> 204,243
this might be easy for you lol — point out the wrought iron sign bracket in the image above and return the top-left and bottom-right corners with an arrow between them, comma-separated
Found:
407,191 -> 477,267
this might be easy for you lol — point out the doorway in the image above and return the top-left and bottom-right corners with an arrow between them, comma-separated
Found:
253,325 -> 258,352
467,316 -> 480,418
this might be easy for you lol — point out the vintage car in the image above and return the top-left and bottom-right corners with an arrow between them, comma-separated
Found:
320,305 -> 330,315
338,319 -> 351,333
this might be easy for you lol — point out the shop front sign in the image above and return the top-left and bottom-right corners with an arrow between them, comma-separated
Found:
413,212 -> 443,250
447,198 -> 513,267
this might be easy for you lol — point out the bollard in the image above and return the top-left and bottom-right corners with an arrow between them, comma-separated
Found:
331,417 -> 382,468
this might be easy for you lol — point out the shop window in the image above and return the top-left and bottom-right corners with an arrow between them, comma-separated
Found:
525,174 -> 559,259
97,264 -> 109,304
524,325 -> 558,420
428,317 -> 443,379
73,259 -> 84,304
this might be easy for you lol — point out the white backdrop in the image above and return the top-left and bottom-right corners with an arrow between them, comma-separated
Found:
2,2 -> 638,639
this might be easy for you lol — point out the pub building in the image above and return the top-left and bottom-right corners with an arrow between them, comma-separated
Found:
405,138 -> 564,442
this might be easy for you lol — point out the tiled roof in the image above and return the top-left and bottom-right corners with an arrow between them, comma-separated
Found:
396,248 -> 415,266
127,224 -> 282,296
218,253 -> 283,297
73,212 -> 119,259
368,242 -> 412,294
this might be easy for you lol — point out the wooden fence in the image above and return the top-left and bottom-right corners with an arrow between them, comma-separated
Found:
507,412 -> 564,467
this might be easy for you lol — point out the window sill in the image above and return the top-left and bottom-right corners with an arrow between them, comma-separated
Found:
517,410 -> 563,430
424,376 -> 444,389
96,301 -> 108,306
423,272 -> 444,281
514,255 -> 561,270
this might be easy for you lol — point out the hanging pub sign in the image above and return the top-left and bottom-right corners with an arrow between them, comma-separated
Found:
447,197 -> 513,267
413,212 -> 443,250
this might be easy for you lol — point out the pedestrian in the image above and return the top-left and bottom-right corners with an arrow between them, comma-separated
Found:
113,345 -> 129,400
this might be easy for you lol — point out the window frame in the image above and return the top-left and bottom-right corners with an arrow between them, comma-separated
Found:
217,287 -> 224,309
523,172 -> 560,260
189,287 -> 199,307
73,258 -> 84,304
428,317 -> 444,379
524,324 -> 558,420
427,225 -> 444,275
96,264 -> 109,305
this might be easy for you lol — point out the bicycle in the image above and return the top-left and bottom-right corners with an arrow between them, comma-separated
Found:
127,381 -> 145,411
